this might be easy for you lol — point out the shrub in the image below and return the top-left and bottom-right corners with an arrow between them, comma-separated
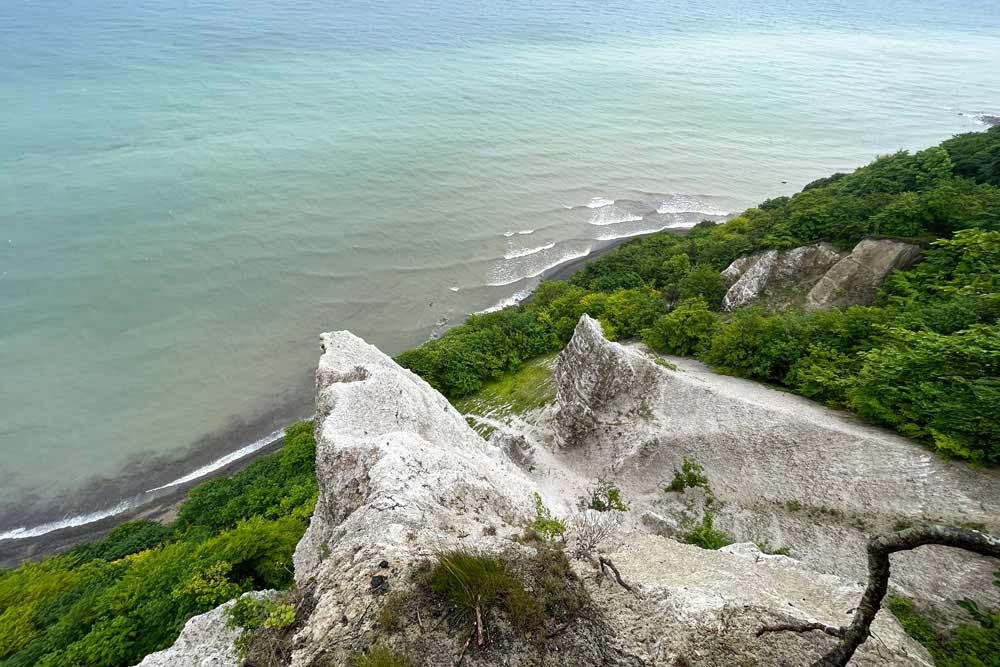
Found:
530,493 -> 567,540
682,513 -> 732,550
426,550 -> 538,630
889,595 -> 1000,667
581,480 -> 629,513
643,297 -> 718,356
665,458 -> 711,495
850,324 -> 1000,463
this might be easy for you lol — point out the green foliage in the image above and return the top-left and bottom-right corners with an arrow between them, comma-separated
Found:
422,546 -> 590,643
643,297 -> 718,356
850,324 -> 1000,463
682,512 -> 732,550
582,480 -> 629,513
0,422 -> 316,667
68,521 -> 173,563
889,595 -> 1000,667
350,646 -> 412,667
598,286 -> 666,340
426,550 -> 537,630
665,458 -> 711,494
530,493 -> 567,540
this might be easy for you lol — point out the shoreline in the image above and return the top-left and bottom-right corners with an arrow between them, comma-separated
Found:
0,225 -> 690,567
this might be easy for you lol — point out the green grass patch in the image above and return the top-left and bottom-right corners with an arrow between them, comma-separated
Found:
452,354 -> 557,419
350,646 -> 412,667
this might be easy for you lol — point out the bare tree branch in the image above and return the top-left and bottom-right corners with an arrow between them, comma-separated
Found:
759,524 -> 1000,667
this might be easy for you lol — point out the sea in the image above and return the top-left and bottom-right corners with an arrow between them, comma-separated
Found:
1,0 -> 999,542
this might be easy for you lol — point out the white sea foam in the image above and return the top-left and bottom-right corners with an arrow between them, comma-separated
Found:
0,501 -> 133,541
146,426 -> 287,493
593,222 -> 695,241
657,194 -> 731,216
503,242 -> 555,259
588,207 -> 644,226
516,229 -> 534,235
503,231 -> 516,237
474,288 -> 534,314
487,247 -> 593,286
586,197 -> 615,209
0,424 -> 298,541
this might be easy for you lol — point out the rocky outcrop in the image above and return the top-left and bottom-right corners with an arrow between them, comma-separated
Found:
290,330 -> 537,666
721,243 -> 844,310
544,317 -> 1000,632
805,239 -> 922,311
136,591 -> 277,667
720,239 -> 920,311
553,315 -> 660,448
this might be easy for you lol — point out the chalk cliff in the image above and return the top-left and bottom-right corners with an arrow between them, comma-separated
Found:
141,318 -> 1000,667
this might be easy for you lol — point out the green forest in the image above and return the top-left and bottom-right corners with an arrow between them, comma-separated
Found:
1,127 -> 998,667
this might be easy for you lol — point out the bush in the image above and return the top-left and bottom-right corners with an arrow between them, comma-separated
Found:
530,493 -> 567,540
426,550 -> 538,630
889,595 -> 1000,667
643,297 -> 718,357
581,480 -> 629,513
665,458 -> 711,494
682,513 -> 732,550
850,325 -> 1000,463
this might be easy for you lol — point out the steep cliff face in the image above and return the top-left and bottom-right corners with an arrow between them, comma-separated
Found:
290,330 -> 538,666
721,239 -> 920,311
544,316 -> 1000,631
143,319 -> 1000,666
804,239 -> 922,312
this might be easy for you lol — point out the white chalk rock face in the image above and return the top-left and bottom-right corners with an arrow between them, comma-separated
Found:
134,591 -> 276,667
290,330 -> 537,666
547,318 -> 1000,634
553,315 -> 660,448
806,238 -> 921,311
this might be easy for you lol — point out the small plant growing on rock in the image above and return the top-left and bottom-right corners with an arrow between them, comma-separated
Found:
226,589 -> 312,665
378,591 -> 408,631
581,479 -> 630,513
756,542 -> 791,557
350,646 -> 412,667
571,510 -> 618,559
665,458 -> 709,493
531,492 -> 567,540
682,512 -> 732,550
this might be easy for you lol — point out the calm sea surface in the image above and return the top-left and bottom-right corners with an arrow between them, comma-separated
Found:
2,0 -> 999,537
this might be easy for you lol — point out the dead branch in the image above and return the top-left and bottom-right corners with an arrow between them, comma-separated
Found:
760,524 -> 1000,667
599,556 -> 638,595
475,595 -> 486,647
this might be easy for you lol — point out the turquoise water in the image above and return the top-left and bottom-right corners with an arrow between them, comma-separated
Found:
1,0 -> 999,536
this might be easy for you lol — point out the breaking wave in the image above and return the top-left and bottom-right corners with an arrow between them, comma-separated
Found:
588,207 -> 644,226
487,246 -> 593,286
657,195 -> 731,216
504,242 -> 555,259
474,288 -> 535,314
